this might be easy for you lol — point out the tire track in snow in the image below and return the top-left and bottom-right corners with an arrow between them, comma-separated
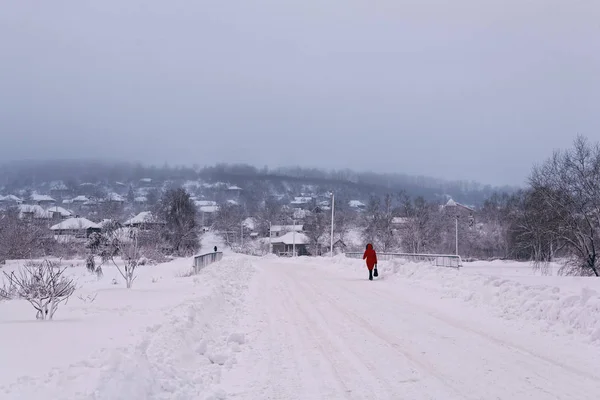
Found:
292,270 -> 472,400
283,269 -> 420,398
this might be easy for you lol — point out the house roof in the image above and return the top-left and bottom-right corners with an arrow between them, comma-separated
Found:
124,211 -> 156,226
199,205 -> 219,213
270,224 -> 303,232
72,195 -> 90,202
243,217 -> 256,230
271,232 -> 309,245
0,195 -> 21,202
51,217 -> 100,231
47,206 -> 73,217
32,194 -> 56,202
195,200 -> 217,207
445,199 -> 475,212
18,204 -> 50,219
349,200 -> 366,208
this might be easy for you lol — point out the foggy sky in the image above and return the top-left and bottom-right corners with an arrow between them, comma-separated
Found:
1,0 -> 598,187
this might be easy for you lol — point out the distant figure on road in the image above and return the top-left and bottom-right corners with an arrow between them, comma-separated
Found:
363,243 -> 378,281
214,246 -> 218,253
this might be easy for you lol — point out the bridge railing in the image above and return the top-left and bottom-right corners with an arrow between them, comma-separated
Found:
344,252 -> 462,268
193,251 -> 223,273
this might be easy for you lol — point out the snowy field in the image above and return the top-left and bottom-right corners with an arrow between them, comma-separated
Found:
1,252 -> 600,399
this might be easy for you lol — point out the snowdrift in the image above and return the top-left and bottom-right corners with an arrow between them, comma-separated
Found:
0,254 -> 256,400
316,255 -> 600,344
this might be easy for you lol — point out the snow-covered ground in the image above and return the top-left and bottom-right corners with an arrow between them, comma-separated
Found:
2,253 -> 600,399
0,251 -> 254,400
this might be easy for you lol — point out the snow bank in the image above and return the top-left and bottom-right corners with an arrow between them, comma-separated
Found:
0,254 -> 257,399
315,255 -> 600,344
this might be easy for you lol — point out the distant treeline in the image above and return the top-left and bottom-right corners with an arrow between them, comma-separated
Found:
0,159 -> 515,205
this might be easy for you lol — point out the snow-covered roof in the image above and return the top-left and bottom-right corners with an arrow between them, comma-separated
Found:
124,211 -> 156,226
199,205 -> 219,213
291,196 -> 312,205
349,200 -> 366,208
195,200 -> 217,207
105,193 -> 125,202
72,195 -> 90,202
50,217 -> 100,231
243,217 -> 256,230
228,185 -> 242,190
32,194 -> 56,202
46,206 -> 73,218
227,199 -> 239,205
270,224 -> 303,233
134,196 -> 148,203
0,194 -> 21,202
18,204 -> 50,219
140,178 -> 152,183
62,199 -> 73,204
271,232 -> 309,245
445,199 -> 475,212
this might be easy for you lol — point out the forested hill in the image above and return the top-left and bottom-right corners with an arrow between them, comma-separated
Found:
0,160 -> 515,206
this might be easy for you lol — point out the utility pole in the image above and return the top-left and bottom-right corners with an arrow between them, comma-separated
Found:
292,219 -> 296,257
268,220 -> 273,255
241,221 -> 244,247
330,191 -> 335,257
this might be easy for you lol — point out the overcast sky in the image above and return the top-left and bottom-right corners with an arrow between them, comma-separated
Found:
0,0 -> 598,186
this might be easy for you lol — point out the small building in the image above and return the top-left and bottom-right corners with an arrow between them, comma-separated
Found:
123,211 -> 163,230
0,195 -> 22,207
31,194 -> 56,206
18,204 -> 51,221
270,224 -> 303,238
50,217 -> 101,239
271,232 -> 309,256
46,206 -> 74,221
349,200 -> 366,210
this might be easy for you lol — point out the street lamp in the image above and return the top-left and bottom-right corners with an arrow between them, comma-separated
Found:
330,191 -> 335,257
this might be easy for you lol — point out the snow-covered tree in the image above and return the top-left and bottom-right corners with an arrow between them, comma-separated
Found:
2,260 -> 76,320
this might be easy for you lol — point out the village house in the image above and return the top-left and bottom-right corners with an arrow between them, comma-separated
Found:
123,211 -> 163,230
271,231 -> 309,256
269,224 -> 304,238
31,194 -> 56,206
50,217 -> 101,239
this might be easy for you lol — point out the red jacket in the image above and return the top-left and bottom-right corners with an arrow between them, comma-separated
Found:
363,243 -> 377,270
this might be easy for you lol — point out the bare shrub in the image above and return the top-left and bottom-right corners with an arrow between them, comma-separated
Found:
2,260 -> 76,320
88,222 -> 140,288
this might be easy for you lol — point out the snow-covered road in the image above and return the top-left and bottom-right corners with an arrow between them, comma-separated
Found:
222,258 -> 600,400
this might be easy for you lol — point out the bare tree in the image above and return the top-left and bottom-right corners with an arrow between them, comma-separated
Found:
155,188 -> 199,256
303,208 -> 329,255
529,136 -> 600,276
0,207 -> 45,262
214,202 -> 244,245
2,260 -> 76,320
88,222 -> 140,288
398,195 -> 440,254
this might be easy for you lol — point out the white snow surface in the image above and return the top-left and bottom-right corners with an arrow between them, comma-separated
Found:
2,254 -> 600,399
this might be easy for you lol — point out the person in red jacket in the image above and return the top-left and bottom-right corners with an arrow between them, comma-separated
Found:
363,243 -> 378,280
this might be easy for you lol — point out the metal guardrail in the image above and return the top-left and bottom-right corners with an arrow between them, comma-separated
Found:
345,252 -> 462,268
193,251 -> 223,273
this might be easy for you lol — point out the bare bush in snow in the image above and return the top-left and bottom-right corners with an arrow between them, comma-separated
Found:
2,260 -> 76,320
88,221 -> 140,288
